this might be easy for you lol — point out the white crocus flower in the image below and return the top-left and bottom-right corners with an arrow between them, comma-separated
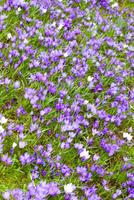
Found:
12,142 -> 17,148
92,128 -> 99,136
52,22 -> 56,27
64,52 -> 69,57
96,62 -> 100,67
128,46 -> 134,51
123,43 -> 128,49
87,76 -> 93,82
18,7 -> 21,12
84,100 -> 89,105
0,125 -> 4,133
0,116 -> 7,124
87,113 -> 93,118
41,8 -> 47,13
64,183 -> 76,194
23,39 -> 28,44
123,132 -> 133,141
80,149 -> 90,160
58,23 -> 64,30
111,2 -> 118,8
7,33 -> 12,39
19,141 -> 27,149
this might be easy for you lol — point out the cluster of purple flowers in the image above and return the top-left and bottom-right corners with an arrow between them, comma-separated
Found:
0,0 -> 133,199
2,181 -> 60,199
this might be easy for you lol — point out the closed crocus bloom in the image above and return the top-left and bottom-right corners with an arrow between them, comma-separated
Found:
14,81 -> 20,89
2,191 -> 11,200
64,183 -> 76,194
0,125 -> 4,133
0,116 -> 7,124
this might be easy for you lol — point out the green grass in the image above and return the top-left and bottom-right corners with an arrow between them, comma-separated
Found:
0,0 -> 134,199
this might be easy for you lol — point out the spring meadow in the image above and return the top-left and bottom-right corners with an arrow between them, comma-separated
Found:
0,0 -> 134,199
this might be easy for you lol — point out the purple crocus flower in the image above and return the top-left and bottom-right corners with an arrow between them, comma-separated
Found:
1,154 -> 12,165
48,182 -> 60,196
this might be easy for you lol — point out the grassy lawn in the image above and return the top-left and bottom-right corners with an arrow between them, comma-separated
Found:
0,0 -> 134,199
